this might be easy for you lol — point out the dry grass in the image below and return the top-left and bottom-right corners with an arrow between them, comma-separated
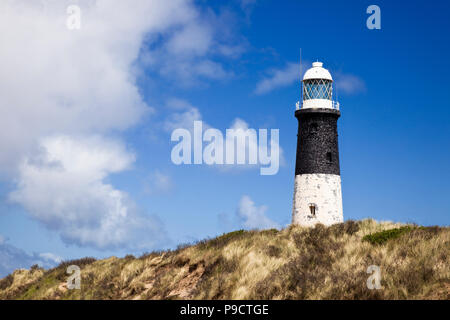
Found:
0,219 -> 448,300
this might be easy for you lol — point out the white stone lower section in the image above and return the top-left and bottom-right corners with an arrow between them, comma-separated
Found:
292,174 -> 343,227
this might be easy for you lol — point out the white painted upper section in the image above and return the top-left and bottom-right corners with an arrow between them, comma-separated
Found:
303,62 -> 333,81
302,99 -> 332,109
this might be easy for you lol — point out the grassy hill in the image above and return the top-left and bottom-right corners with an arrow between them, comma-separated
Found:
0,219 -> 448,300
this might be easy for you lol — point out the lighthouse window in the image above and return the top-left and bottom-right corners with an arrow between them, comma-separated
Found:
310,123 -> 318,132
303,79 -> 332,100
326,152 -> 333,162
309,203 -> 317,216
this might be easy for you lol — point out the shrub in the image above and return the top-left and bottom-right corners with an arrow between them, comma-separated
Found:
0,274 -> 14,290
327,220 -> 360,237
30,264 -> 40,271
197,230 -> 253,250
57,257 -> 97,270
343,220 -> 360,235
266,245 -> 281,258
173,255 -> 190,268
176,242 -> 193,251
139,250 -> 165,260
261,229 -> 279,236
254,224 -> 347,299
363,226 -> 413,245
191,256 -> 239,299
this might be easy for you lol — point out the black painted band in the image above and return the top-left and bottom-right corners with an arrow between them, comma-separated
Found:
294,108 -> 341,175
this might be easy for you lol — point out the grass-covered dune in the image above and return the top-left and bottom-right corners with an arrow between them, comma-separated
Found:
0,219 -> 448,300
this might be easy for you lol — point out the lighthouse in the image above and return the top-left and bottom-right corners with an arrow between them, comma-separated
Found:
292,61 -> 343,226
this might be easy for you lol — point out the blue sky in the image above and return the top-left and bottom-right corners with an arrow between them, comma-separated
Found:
0,0 -> 449,276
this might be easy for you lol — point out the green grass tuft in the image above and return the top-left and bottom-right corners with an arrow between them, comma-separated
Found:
362,226 -> 413,245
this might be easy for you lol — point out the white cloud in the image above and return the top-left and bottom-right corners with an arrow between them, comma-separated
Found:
239,0 -> 258,19
254,62 -> 300,94
237,195 -> 279,230
164,98 -> 203,132
0,238 -> 62,277
0,0 -> 243,176
0,0 -> 161,175
165,98 -> 198,111
334,72 -> 366,95
217,195 -> 279,233
254,61 -> 366,96
144,171 -> 174,195
138,5 -> 243,85
9,135 -> 167,250
38,253 -> 63,264
241,0 -> 257,8
0,1 -> 244,250
166,22 -> 213,56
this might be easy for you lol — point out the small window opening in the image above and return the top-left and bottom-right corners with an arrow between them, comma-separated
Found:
326,152 -> 332,163
310,123 -> 318,132
309,203 -> 317,216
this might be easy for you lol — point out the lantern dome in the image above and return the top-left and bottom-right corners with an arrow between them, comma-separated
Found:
303,62 -> 333,81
